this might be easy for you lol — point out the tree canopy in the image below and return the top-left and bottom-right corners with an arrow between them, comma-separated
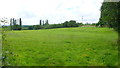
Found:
98,1 -> 119,31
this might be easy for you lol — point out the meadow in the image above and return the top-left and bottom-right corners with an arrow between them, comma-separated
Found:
3,27 -> 118,66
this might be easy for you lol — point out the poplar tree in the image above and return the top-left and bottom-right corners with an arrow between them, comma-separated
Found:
10,18 -> 13,30
19,18 -> 22,30
40,20 -> 42,26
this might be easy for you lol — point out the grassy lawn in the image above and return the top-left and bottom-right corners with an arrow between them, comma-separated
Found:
3,27 -> 118,66
0,29 -> 2,66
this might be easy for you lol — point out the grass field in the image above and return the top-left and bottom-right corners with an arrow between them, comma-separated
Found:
0,29 -> 2,66
3,27 -> 118,66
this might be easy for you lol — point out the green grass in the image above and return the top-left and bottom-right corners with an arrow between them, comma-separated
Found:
0,30 -> 2,66
3,27 -> 118,66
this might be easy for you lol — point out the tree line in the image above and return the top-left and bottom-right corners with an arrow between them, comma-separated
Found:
10,18 -> 84,30
8,17 -> 100,30
28,20 -> 83,30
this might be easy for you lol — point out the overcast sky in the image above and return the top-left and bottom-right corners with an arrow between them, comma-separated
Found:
0,0 -> 104,25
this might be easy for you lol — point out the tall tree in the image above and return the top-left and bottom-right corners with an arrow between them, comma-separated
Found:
14,19 -> 17,30
19,18 -> 22,30
43,20 -> 44,26
44,20 -> 49,25
10,18 -> 13,30
12,18 -> 16,30
98,1 -> 118,30
40,20 -> 42,26
98,1 -> 120,44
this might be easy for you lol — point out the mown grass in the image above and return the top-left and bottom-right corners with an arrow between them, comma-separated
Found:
0,29 -> 2,66
3,27 -> 118,66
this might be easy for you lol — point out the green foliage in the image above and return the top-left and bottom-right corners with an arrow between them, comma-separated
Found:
68,20 -> 79,27
51,24 -> 63,28
98,2 -> 119,30
3,27 -> 118,66
98,1 -> 120,46
43,25 -> 51,29
33,25 -> 43,30
63,21 -> 69,27
78,23 -> 84,26
63,20 -> 79,27
0,18 -> 12,66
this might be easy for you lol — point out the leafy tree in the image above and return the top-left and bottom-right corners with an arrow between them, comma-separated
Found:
63,20 -> 79,27
68,20 -> 78,27
63,21 -> 69,27
98,1 -> 118,30
98,1 -> 120,44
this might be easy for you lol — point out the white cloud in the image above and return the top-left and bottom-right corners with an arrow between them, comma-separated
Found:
0,0 -> 104,25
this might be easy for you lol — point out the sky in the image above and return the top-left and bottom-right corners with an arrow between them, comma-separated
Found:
0,0 -> 104,25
